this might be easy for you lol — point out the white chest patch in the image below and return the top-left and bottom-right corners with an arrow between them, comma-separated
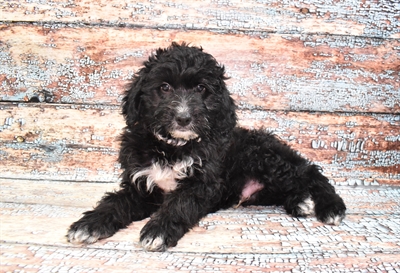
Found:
131,156 -> 195,192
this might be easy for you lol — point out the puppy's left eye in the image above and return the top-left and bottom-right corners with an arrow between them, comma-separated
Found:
196,84 -> 206,93
160,83 -> 171,93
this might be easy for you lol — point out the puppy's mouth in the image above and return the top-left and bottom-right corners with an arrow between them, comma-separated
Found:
155,131 -> 201,146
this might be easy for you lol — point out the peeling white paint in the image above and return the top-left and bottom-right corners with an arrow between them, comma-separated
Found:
0,43 -> 143,104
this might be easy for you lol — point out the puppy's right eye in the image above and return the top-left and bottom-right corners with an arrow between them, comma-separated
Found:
160,83 -> 171,93
196,84 -> 206,93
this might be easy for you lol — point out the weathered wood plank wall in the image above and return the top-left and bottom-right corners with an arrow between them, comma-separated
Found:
1,1 -> 399,186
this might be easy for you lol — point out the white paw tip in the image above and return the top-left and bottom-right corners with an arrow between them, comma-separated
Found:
68,229 -> 99,244
325,214 -> 345,226
142,236 -> 165,251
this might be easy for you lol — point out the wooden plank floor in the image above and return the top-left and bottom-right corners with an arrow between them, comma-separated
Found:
1,178 -> 400,272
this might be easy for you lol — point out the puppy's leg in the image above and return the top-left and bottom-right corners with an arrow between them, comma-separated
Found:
305,165 -> 346,225
277,164 -> 345,225
232,130 -> 346,225
283,191 -> 316,218
67,186 -> 159,244
139,181 -> 217,252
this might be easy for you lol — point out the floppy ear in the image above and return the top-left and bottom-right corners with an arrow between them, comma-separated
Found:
206,75 -> 237,136
122,46 -> 166,128
122,75 -> 144,128
219,85 -> 237,134
216,66 -> 237,135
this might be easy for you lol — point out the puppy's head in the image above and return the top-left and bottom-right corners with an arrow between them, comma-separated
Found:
123,42 -> 236,146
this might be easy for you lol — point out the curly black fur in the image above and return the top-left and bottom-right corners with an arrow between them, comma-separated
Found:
68,42 -> 346,251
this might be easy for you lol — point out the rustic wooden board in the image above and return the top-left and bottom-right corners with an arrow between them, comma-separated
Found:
1,25 -> 399,113
0,179 -> 118,207
0,103 -> 123,182
2,243 -> 399,273
1,182 -> 400,271
1,102 -> 399,185
1,179 -> 399,215
1,0 -> 399,39
1,201 -> 400,254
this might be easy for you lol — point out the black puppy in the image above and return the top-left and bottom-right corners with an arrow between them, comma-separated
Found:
68,42 -> 346,251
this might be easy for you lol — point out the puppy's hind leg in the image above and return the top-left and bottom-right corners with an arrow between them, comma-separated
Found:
283,191 -> 316,218
305,165 -> 346,225
67,187 -> 159,244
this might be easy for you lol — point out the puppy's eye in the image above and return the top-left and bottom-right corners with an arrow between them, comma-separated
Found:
160,83 -> 171,93
196,84 -> 206,93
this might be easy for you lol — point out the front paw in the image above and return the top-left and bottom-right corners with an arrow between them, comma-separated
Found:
67,222 -> 102,245
140,219 -> 180,252
67,214 -> 115,245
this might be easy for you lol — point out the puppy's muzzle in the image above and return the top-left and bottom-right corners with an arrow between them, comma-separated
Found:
155,96 -> 201,145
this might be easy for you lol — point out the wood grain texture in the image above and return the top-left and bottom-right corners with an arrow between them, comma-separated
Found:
1,0 -> 399,39
1,180 -> 400,272
2,243 -> 399,273
1,102 -> 399,185
1,204 -> 399,255
1,25 -> 399,113
0,179 -> 118,207
1,179 -> 398,214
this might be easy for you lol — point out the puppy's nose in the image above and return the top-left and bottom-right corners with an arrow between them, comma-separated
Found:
175,113 -> 192,127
